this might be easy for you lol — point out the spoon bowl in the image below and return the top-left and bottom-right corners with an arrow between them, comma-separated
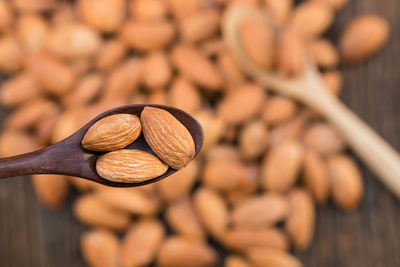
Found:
0,104 -> 203,187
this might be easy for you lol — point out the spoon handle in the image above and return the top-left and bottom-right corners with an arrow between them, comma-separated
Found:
0,150 -> 48,179
308,86 -> 400,198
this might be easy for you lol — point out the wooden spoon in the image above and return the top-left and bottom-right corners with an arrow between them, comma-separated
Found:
0,104 -> 203,187
223,7 -> 400,198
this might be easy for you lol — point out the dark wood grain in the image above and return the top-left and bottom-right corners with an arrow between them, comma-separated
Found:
1,0 -> 400,266
0,104 -> 203,187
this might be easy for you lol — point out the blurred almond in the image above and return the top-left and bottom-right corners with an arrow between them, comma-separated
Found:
302,149 -> 330,204
195,110 -> 226,152
217,50 -> 245,88
51,106 -> 86,143
180,9 -> 220,43
328,155 -> 363,211
218,83 -> 266,125
309,0 -> 348,9
16,13 -> 49,53
121,219 -> 165,267
263,0 -> 293,25
13,0 -> 54,12
0,72 -> 40,107
143,51 -> 172,89
285,188 -> 315,250
169,77 -> 202,114
262,141 -> 304,192
0,130 -> 41,157
95,187 -> 159,215
223,227 -> 288,252
51,3 -> 75,25
194,187 -> 229,239
269,113 -> 307,146
262,96 -> 297,126
157,160 -> 199,202
78,0 -> 126,33
277,31 -> 305,76
206,144 -> 241,162
225,255 -> 252,267
74,194 -> 131,231
239,120 -> 269,160
0,1 -> 13,33
157,237 -> 217,267
95,39 -> 127,70
141,107 -> 195,170
32,175 -> 69,210
339,14 -> 390,64
309,39 -> 339,68
63,73 -> 103,107
34,112 -> 60,145
231,193 -> 289,228
167,0 -> 202,21
303,122 -> 345,155
322,71 -> 342,96
130,0 -> 167,21
81,229 -> 120,267
122,20 -> 175,51
166,197 -> 205,240
288,2 -> 333,39
147,90 -> 169,105
0,35 -> 22,73
171,44 -> 224,91
247,247 -> 302,267
240,19 -> 275,69
96,149 -> 168,183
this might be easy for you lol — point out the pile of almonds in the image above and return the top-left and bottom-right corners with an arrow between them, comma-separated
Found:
0,0 -> 390,266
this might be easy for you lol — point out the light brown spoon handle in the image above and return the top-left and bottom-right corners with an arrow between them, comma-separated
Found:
305,81 -> 400,198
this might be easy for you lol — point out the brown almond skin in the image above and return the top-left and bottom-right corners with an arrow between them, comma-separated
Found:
328,155 -> 364,211
285,188 -> 315,251
157,237 -> 217,267
141,107 -> 195,170
96,149 -> 168,183
32,174 -> 69,210
82,114 -> 141,152
80,229 -> 120,267
339,14 -> 390,64
121,219 -> 165,267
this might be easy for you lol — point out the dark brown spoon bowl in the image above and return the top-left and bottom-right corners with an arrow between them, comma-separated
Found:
0,104 -> 203,187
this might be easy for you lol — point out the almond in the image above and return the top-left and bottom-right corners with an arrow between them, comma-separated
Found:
165,197 -> 205,240
231,193 -> 289,228
167,0 -> 202,21
0,35 -> 22,73
121,20 -> 175,51
157,237 -> 217,267
322,71 -> 342,96
206,145 -> 241,162
218,83 -> 266,125
82,114 -> 141,151
95,187 -> 159,215
225,255 -> 252,267
303,122 -> 344,155
157,160 -> 199,202
247,247 -> 303,267
0,1 -> 13,33
95,39 -> 127,70
130,0 -> 168,22
81,229 -> 120,267
121,219 -> 165,267
195,110 -> 226,152
141,107 -> 195,170
328,154 -> 363,211
339,14 -> 390,64
171,44 -> 224,91
96,149 -> 168,183
302,149 -> 330,204
285,188 -> 315,250
262,141 -> 304,192
180,9 -> 220,43
0,71 -> 40,107
308,39 -> 339,68
13,0 -> 54,12
262,96 -> 297,126
0,130 -> 41,157
74,194 -> 131,231
277,31 -> 305,76
32,174 -> 69,210
269,113 -> 307,146
240,18 -> 275,69
143,51 -> 172,89
239,120 -> 269,160
222,227 -> 288,252
51,106 -> 86,143
147,91 -> 169,105
169,77 -> 202,115
310,0 -> 348,10
16,13 -> 49,53
194,187 -> 229,239
263,0 -> 293,25
217,50 -> 245,88
77,0 -> 126,33
63,73 -> 103,107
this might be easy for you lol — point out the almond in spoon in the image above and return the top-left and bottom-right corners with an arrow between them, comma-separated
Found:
141,107 -> 195,170
96,149 -> 168,183
82,114 -> 141,152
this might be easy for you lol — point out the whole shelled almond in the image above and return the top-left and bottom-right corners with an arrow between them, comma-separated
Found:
308,39 -> 339,68
169,77 -> 202,115
82,114 -> 141,152
231,193 -> 289,228
157,237 -> 217,267
130,0 -> 168,21
303,122 -> 344,155
285,188 -> 315,251
0,1 -> 13,33
167,0 -> 202,21
339,14 -> 390,64
0,130 -> 41,157
206,145 -> 241,162
222,227 -> 288,252
328,155 -> 363,211
225,255 -> 252,267
262,96 -> 298,126
32,174 -> 69,210
180,9 -> 220,43
247,247 -> 302,267
63,73 -> 103,107
268,113 -> 307,146
96,149 -> 168,183
277,31 -> 305,77
171,44 -> 224,91
95,39 -> 127,71
195,109 -> 226,152
239,120 -> 269,160
0,35 -> 22,73
263,0 -> 293,25
0,71 -> 40,107
81,229 -> 120,267
165,197 -> 205,240
16,13 -> 49,53
141,107 -> 195,170
77,0 -> 125,33
121,20 -> 175,51
121,219 -> 165,267
217,50 -> 245,88
262,141 -> 304,192
143,51 -> 172,89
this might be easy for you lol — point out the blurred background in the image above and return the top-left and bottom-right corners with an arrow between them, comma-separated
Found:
0,0 -> 400,266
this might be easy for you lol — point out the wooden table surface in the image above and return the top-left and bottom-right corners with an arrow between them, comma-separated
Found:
1,1 -> 400,266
